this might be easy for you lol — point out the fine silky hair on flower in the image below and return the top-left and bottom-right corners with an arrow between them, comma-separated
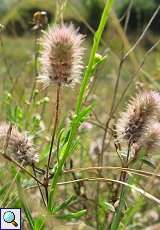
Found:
138,122 -> 160,152
0,123 -> 38,166
38,23 -> 85,88
116,90 -> 160,153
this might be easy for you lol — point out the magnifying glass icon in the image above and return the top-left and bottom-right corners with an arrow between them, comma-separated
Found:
3,211 -> 18,227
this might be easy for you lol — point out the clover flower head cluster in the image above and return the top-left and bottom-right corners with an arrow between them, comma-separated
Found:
116,91 -> 160,153
0,123 -> 38,166
38,24 -> 85,88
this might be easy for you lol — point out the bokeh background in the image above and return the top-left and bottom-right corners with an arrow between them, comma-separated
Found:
1,0 -> 160,229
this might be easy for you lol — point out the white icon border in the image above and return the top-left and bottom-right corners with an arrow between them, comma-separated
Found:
0,208 -> 21,230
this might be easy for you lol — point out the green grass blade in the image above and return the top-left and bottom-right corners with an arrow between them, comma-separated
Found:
48,0 -> 114,211
16,177 -> 34,230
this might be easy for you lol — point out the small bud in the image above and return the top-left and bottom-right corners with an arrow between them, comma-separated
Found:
94,53 -> 103,63
0,24 -> 5,33
32,11 -> 48,30
43,96 -> 50,103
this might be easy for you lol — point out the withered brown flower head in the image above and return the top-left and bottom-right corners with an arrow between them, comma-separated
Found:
117,91 -> 160,145
38,24 -> 85,88
0,123 -> 38,166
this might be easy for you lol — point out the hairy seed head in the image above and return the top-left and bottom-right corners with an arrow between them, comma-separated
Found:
0,123 -> 38,166
138,122 -> 160,152
116,91 -> 160,145
38,24 -> 85,88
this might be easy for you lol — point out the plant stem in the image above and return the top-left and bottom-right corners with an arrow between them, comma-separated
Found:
76,0 -> 114,114
110,143 -> 131,230
48,0 -> 114,212
2,153 -> 44,186
25,29 -> 40,129
46,83 -> 61,204
32,164 -> 47,208
48,121 -> 77,210
110,181 -> 126,230
29,29 -> 40,102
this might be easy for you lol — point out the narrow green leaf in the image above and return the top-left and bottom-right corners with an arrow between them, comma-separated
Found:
52,195 -> 76,213
16,177 -> 34,230
103,201 -> 115,212
122,197 -> 144,226
0,183 -> 10,197
21,203 -> 34,230
34,217 -> 45,230
141,158 -> 156,169
57,209 -> 87,221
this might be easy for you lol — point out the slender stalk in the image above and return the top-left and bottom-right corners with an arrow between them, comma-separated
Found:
123,5 -> 160,61
25,28 -> 41,129
1,153 -> 44,186
110,143 -> 131,230
45,83 -> 61,204
32,164 -> 47,208
27,176 -> 160,205
29,29 -> 40,102
58,178 -> 160,204
76,0 -> 114,114
40,89 -> 48,120
63,166 -> 160,179
98,5 -> 160,157
48,0 -> 114,211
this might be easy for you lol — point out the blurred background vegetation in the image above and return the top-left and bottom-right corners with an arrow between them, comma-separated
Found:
1,0 -> 160,35
1,0 -> 160,229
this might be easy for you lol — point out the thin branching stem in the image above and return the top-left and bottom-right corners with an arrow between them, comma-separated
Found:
32,164 -> 47,208
46,83 -> 61,204
57,177 -> 160,204
113,38 -> 160,114
63,166 -> 160,179
29,29 -> 40,102
123,5 -> 160,61
1,154 -> 44,186
100,4 -> 160,147
110,142 -> 131,229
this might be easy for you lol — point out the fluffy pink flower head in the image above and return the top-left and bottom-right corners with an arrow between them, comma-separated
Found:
38,24 -> 85,88
117,90 -> 160,145
0,123 -> 38,166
